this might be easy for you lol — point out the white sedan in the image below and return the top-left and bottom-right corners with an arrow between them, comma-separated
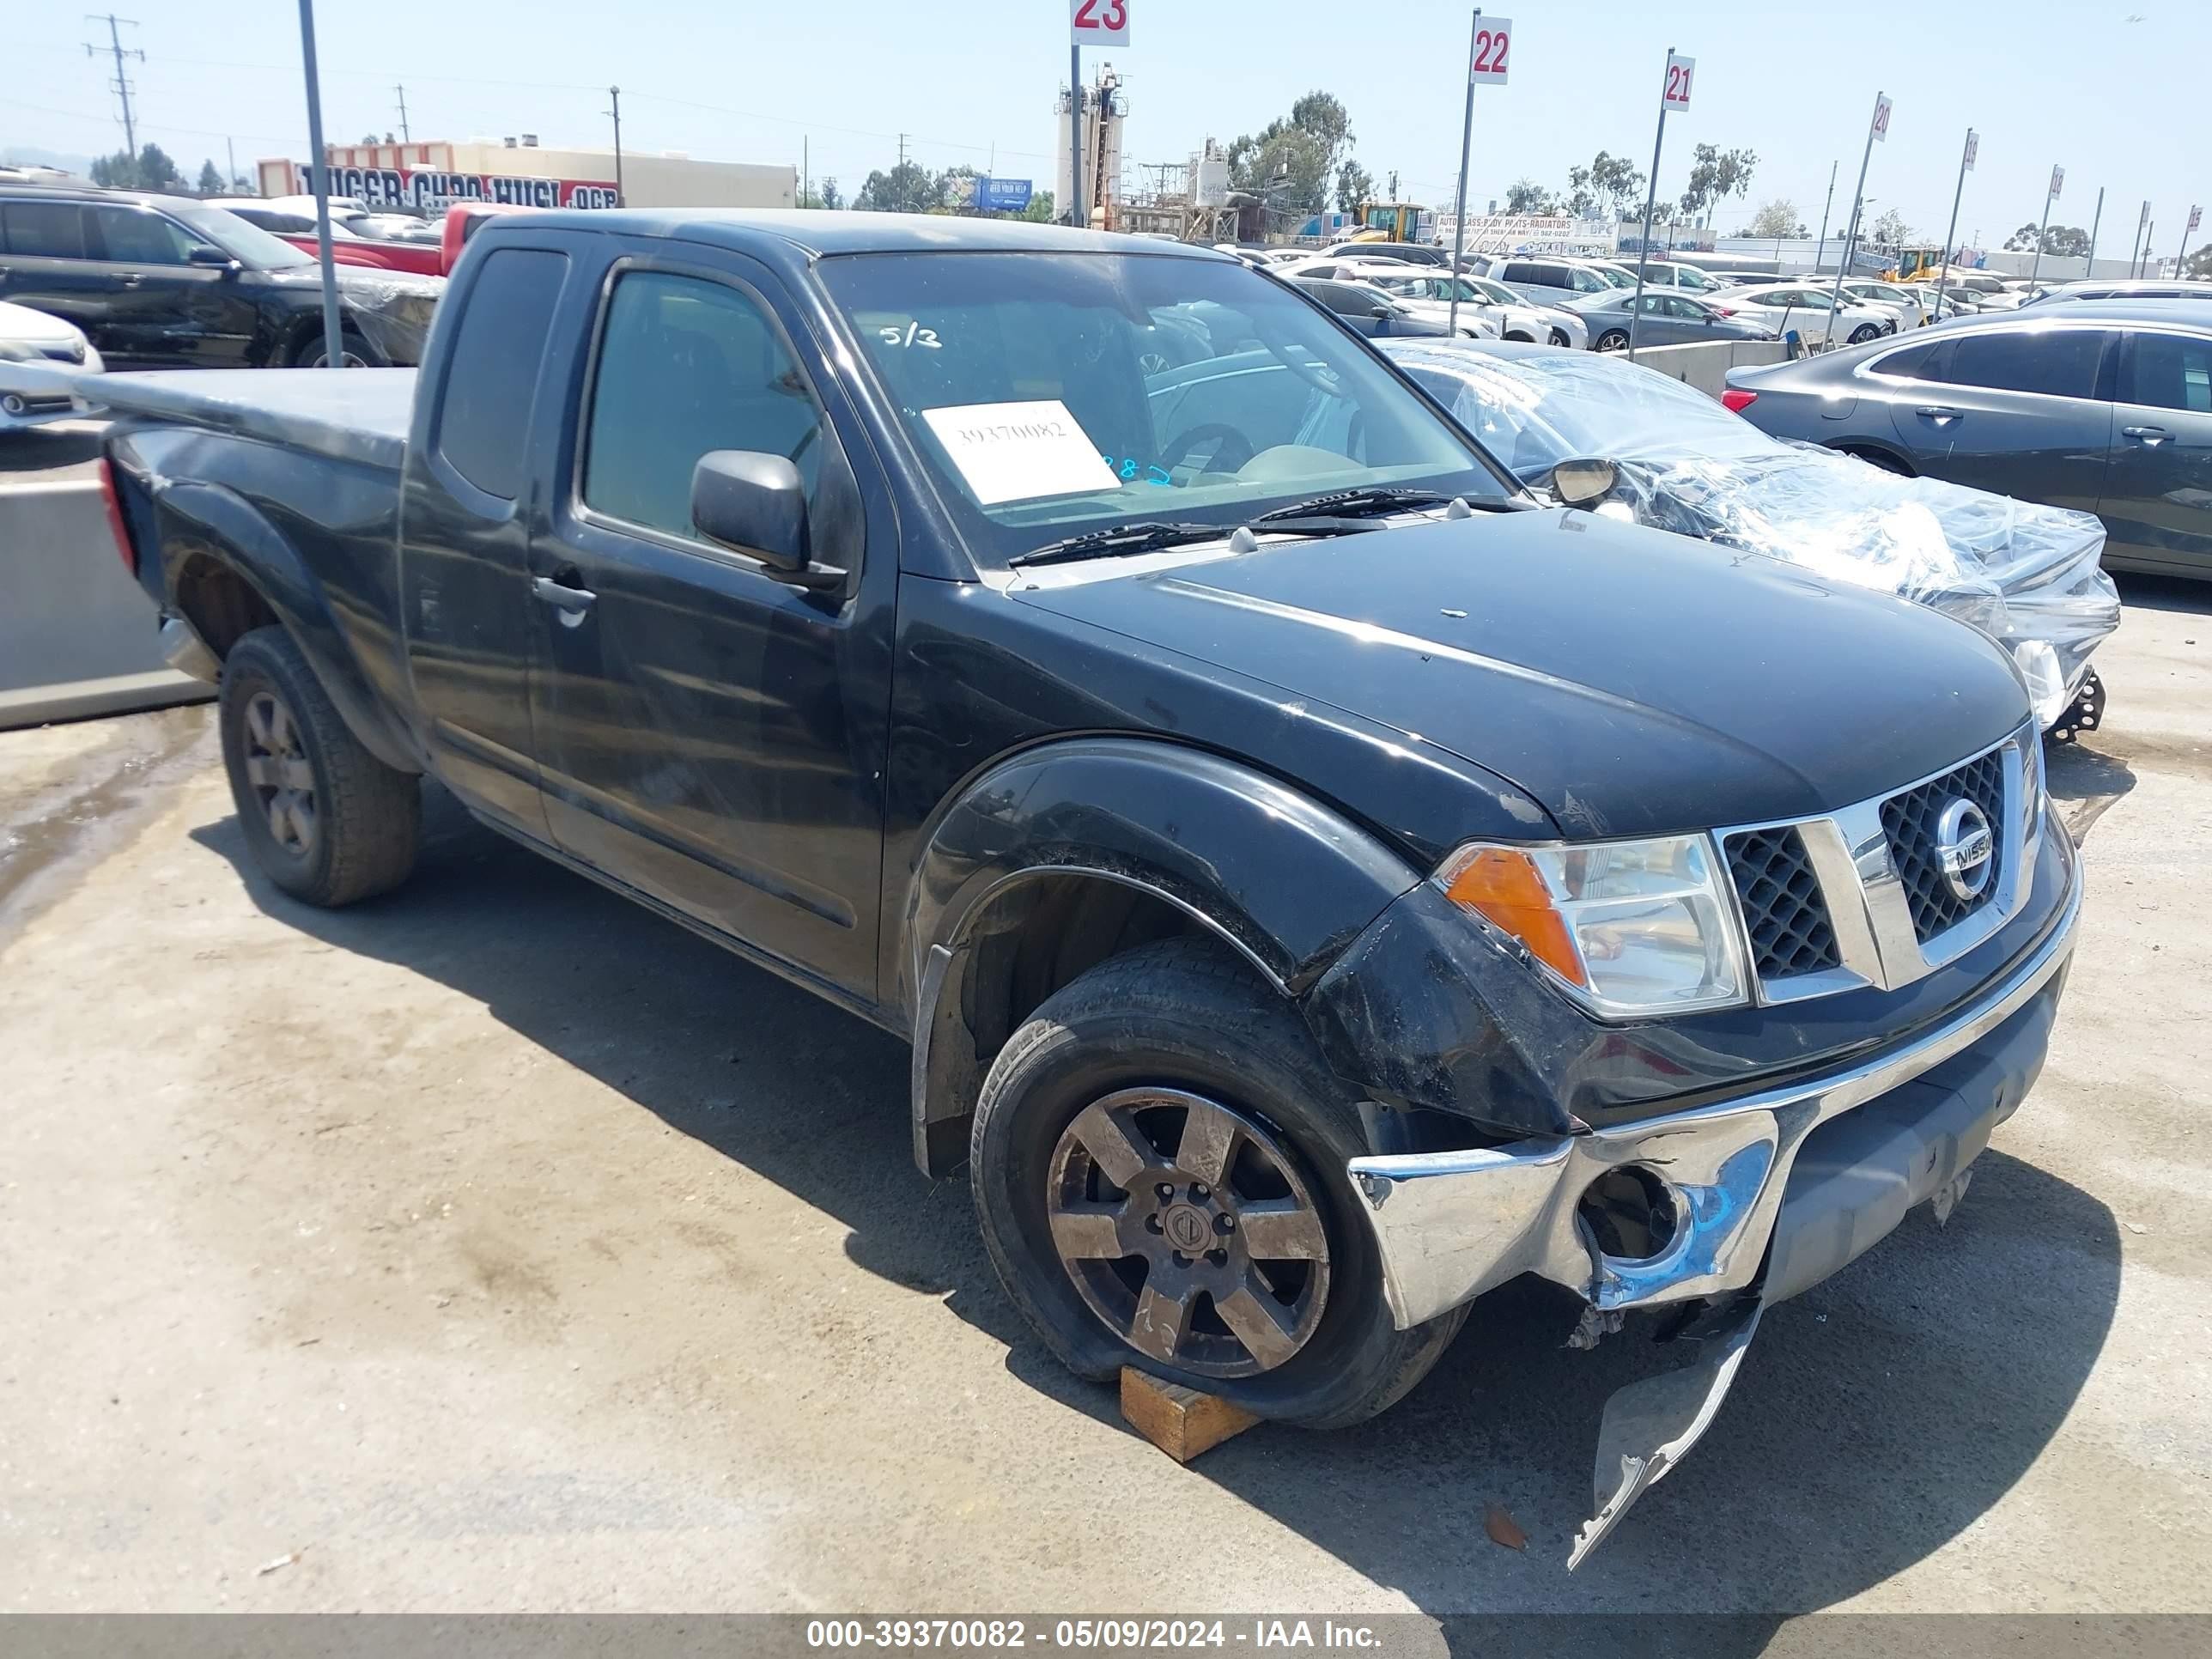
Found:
1838,278 -> 1933,328
1364,270 -> 1591,349
0,301 -> 102,428
1714,283 -> 1898,347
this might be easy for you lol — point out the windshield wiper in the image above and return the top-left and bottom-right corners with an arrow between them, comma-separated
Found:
1008,520 -> 1243,569
1249,486 -> 1459,523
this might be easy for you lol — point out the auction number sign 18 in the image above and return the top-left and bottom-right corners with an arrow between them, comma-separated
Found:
1662,52 -> 1694,110
1070,0 -> 1128,46
1469,13 -> 1512,84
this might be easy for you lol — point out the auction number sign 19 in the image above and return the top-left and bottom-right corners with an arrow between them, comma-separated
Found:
1469,13 -> 1512,84
1070,0 -> 1128,46
1661,51 -> 1694,110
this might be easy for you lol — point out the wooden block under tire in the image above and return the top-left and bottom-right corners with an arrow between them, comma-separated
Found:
1120,1366 -> 1260,1462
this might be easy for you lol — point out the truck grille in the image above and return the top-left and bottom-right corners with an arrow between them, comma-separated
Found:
1880,750 -> 2008,943
1723,826 -> 1841,979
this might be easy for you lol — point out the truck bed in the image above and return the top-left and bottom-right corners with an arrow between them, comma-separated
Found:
91,368 -> 416,472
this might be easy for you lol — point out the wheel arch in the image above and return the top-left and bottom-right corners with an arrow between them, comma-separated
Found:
152,480 -> 421,774
900,738 -> 1420,1176
1828,439 -> 1918,476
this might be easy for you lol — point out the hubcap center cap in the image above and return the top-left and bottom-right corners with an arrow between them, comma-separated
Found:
1161,1204 -> 1212,1253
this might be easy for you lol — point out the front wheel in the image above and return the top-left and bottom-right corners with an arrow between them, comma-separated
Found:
969,939 -> 1467,1428
1847,324 -> 1882,343
1595,328 -> 1630,353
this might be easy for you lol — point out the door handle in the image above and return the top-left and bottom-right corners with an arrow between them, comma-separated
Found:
2122,424 -> 2171,446
531,573 -> 597,624
1915,404 -> 1964,422
118,274 -> 143,289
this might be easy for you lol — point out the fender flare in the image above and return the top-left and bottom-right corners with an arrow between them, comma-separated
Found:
900,737 -> 1419,1175
155,479 -> 420,774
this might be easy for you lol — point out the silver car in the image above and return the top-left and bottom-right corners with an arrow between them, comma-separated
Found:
1364,270 -> 1589,349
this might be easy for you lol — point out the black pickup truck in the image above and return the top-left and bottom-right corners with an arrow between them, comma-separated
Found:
100,213 -> 2081,1561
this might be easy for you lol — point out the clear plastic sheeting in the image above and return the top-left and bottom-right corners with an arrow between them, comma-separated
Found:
1382,340 -> 2120,726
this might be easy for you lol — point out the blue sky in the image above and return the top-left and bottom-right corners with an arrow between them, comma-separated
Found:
6,0 -> 2205,255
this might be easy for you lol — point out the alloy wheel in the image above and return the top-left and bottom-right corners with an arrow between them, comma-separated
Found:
1045,1086 -> 1331,1378
242,690 -> 319,858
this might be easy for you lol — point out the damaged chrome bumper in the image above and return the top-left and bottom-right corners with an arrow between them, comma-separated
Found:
1348,844 -> 2081,1328
1346,838 -> 2081,1565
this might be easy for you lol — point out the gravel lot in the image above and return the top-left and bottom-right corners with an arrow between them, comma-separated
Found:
3,577 -> 2207,1618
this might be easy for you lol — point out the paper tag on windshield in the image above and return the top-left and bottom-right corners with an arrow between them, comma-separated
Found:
921,400 -> 1121,506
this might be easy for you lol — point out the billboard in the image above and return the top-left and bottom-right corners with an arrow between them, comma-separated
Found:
974,176 -> 1033,213
288,163 -> 620,211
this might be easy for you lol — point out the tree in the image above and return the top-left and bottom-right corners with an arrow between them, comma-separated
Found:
1747,198 -> 1807,239
1226,90 -> 1359,222
1677,143 -> 1757,225
196,159 -> 223,196
1019,189 -> 1055,224
88,143 -> 181,191
1563,151 -> 1644,220
2003,222 -> 2089,255
1868,207 -> 1916,247
1504,177 -> 1558,216
855,160 -> 940,213
1335,159 -> 1374,214
2189,244 -> 2212,280
799,176 -> 842,210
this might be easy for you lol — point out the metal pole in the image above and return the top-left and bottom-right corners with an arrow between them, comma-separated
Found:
1446,9 -> 1480,337
2174,220 -> 2190,281
608,87 -> 624,208
1824,99 -> 1880,350
2027,174 -> 2054,291
1626,49 -> 1671,362
394,82 -> 410,144
1933,129 -> 1970,325
2085,186 -> 2103,279
225,135 -> 236,191
803,136 -> 809,208
1068,45 -> 1083,228
1814,159 -> 1837,272
2139,222 -> 2154,278
2128,201 -> 2147,276
295,0 -> 343,369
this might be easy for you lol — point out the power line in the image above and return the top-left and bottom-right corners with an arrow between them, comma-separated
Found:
82,13 -> 145,156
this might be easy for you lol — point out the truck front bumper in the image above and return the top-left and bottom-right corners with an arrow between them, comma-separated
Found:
1346,836 -> 2082,1329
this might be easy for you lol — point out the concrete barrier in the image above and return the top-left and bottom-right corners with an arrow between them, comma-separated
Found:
1,428 -> 214,731
1629,338 -> 1792,397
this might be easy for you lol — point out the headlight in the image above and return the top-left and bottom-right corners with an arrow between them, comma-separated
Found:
2011,639 -> 2066,729
1435,835 -> 1748,1018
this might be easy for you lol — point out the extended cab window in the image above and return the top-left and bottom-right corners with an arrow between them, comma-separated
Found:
583,270 -> 824,543
817,249 -> 1509,566
3,202 -> 88,258
434,246 -> 568,500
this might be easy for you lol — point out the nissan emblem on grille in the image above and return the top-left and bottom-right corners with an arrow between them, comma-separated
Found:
1935,799 -> 1995,902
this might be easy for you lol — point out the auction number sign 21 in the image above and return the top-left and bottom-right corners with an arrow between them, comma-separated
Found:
1662,51 -> 1694,109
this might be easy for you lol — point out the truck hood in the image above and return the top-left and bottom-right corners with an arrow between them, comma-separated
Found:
1012,508 -> 2029,840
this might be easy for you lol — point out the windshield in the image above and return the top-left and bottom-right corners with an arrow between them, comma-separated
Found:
1391,346 -> 1776,480
1590,265 -> 1638,289
817,251 -> 1516,566
172,204 -> 312,270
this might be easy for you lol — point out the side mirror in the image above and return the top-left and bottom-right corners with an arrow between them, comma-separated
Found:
187,245 -> 239,272
690,450 -> 844,591
1370,303 -> 1395,319
1551,457 -> 1620,508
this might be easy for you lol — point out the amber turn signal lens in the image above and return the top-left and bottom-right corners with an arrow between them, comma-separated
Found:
1439,847 -> 1588,988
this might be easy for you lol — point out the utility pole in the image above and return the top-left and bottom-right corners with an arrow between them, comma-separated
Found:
1066,58 -> 1084,228
896,132 -> 909,211
2139,221 -> 2154,278
2128,199 -> 2149,277
83,15 -> 145,161
802,136 -> 809,208
1387,168 -> 1398,201
606,87 -> 624,207
2027,166 -> 2062,291
1813,159 -> 1838,272
393,83 -> 410,144
225,136 -> 237,191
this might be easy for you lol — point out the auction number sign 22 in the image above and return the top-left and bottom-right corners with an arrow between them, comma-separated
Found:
1070,0 -> 1128,46
1469,14 -> 1512,83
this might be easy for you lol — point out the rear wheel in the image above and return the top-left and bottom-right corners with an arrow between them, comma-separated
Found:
219,626 -> 420,906
969,939 -> 1467,1427
1595,328 -> 1630,353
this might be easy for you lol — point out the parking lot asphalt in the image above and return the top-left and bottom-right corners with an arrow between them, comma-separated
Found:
2,578 -> 2207,1620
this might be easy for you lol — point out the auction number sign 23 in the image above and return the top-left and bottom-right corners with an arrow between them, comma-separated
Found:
1070,0 -> 1128,46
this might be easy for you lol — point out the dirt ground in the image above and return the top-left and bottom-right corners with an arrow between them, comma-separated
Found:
3,578 -> 2208,1619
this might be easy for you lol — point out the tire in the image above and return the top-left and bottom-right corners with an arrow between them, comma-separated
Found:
289,326 -> 378,368
969,938 -> 1468,1428
218,625 -> 420,906
1847,324 -> 1881,343
1548,328 -> 1571,348
1595,328 -> 1630,353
